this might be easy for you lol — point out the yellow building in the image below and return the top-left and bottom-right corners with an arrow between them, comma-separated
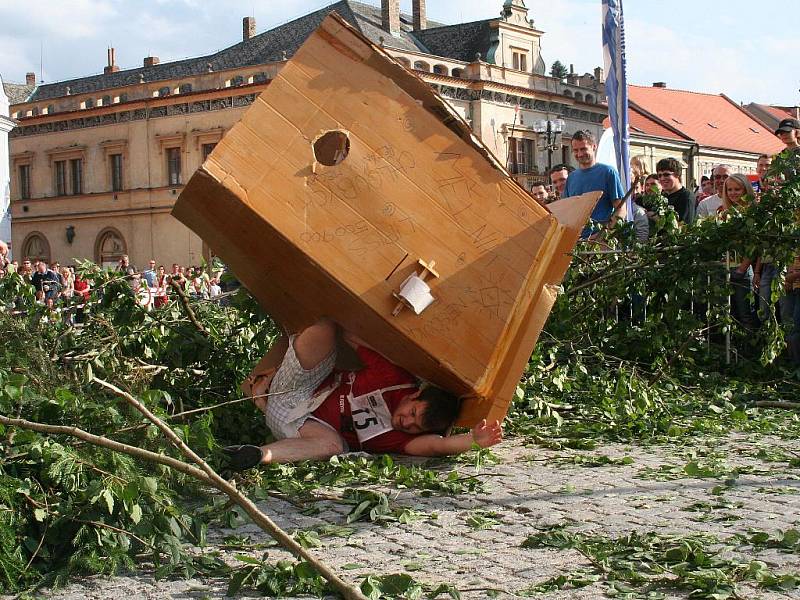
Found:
6,0 -> 607,267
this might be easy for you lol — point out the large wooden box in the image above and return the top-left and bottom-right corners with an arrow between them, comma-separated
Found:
173,13 -> 596,426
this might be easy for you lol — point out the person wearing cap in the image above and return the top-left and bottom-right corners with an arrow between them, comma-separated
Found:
775,118 -> 800,152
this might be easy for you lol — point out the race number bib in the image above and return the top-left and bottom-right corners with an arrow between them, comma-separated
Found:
348,390 -> 394,444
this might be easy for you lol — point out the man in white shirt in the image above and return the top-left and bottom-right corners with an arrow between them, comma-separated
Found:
696,164 -> 731,219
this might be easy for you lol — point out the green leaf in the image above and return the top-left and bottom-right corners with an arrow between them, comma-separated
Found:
130,504 -> 142,525
101,488 -> 114,514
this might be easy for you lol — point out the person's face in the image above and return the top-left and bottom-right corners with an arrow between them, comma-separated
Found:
148,260 -> 156,269
23,260 -> 31,271
179,267 -> 185,274
571,140 -> 596,168
645,177 -> 661,193
531,185 -> 549,204
120,256 -> 129,266
701,179 -> 714,195
724,178 -> 746,206
391,394 -> 428,434
172,264 -> 179,274
657,169 -> 680,193
549,169 -> 568,195
777,129 -> 799,147
37,263 -> 46,273
158,266 -> 165,275
713,167 -> 730,194
756,157 -> 771,177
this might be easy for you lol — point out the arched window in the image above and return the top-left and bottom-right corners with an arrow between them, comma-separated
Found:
158,86 -> 171,97
31,107 -> 39,116
178,83 -> 193,94
433,64 -> 448,75
585,94 -> 594,104
452,68 -> 464,78
396,57 -> 411,68
102,95 -> 111,106
95,228 -> 127,268
22,232 -> 51,264
563,90 -> 573,98
84,98 -> 95,108
119,93 -> 129,103
228,75 -> 244,87
574,92 -> 584,102
46,104 -> 55,114
413,61 -> 430,72
252,72 -> 268,84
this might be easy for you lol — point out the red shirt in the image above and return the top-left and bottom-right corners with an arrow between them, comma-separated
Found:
312,346 -> 418,453
73,278 -> 90,301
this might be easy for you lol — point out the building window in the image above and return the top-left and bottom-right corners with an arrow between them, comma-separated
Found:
166,147 -> 182,185
512,51 -> 528,72
158,86 -> 171,97
110,154 -> 124,191
252,72 -> 268,84
452,68 -> 464,78
18,164 -> 31,200
102,95 -> 112,106
46,104 -> 55,114
508,138 -> 535,174
433,64 -> 448,75
179,83 -> 193,94
228,75 -> 244,87
70,158 -> 83,195
202,143 -> 217,161
54,160 -> 67,196
413,61 -> 430,72
22,233 -> 51,264
95,228 -> 127,268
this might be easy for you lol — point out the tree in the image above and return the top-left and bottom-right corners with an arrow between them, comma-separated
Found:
550,60 -> 568,80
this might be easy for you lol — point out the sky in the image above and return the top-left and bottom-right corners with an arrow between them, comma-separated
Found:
0,0 -> 797,106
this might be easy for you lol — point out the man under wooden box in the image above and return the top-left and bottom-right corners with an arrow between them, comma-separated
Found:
223,318 -> 502,470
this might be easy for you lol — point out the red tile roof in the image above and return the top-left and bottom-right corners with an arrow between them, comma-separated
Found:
604,106 -> 689,142
628,85 -> 784,155
759,104 -> 795,121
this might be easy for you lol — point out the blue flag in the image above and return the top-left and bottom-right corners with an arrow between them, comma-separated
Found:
602,0 -> 632,218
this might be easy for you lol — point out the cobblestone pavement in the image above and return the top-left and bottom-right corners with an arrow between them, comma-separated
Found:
25,432 -> 800,599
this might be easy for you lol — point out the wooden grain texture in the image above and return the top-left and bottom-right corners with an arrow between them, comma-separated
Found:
173,13 -> 598,426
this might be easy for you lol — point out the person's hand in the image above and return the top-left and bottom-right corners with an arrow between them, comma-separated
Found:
242,369 -> 276,413
471,419 -> 502,448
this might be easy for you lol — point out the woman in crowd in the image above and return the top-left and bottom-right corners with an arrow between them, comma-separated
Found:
154,265 -> 170,308
720,174 -> 757,328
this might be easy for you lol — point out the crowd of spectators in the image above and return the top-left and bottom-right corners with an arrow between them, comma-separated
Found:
532,118 -> 800,364
0,245 -> 231,322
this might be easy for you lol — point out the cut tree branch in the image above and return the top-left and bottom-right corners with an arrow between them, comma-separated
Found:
91,377 -> 368,600
170,280 -> 207,335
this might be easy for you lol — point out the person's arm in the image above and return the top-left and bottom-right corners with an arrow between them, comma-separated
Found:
753,257 -> 763,289
403,419 -> 502,457
735,258 -> 752,274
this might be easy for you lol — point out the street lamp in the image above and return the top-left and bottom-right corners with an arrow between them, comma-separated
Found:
533,118 -> 565,174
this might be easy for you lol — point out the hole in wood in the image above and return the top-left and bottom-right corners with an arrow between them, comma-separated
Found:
313,130 -> 350,166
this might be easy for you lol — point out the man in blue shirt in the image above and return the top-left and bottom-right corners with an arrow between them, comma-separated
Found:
561,129 -> 625,238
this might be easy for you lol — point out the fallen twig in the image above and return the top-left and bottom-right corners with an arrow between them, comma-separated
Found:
754,401 -> 800,410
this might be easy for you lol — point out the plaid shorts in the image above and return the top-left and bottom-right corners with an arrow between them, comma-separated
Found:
264,335 -> 337,439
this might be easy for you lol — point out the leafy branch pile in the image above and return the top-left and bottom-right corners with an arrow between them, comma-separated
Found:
0,154 -> 799,596
513,151 -> 800,445
522,525 -> 798,599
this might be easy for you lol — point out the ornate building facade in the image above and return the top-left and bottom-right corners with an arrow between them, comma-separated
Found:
0,74 -> 15,252
6,0 -> 606,266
